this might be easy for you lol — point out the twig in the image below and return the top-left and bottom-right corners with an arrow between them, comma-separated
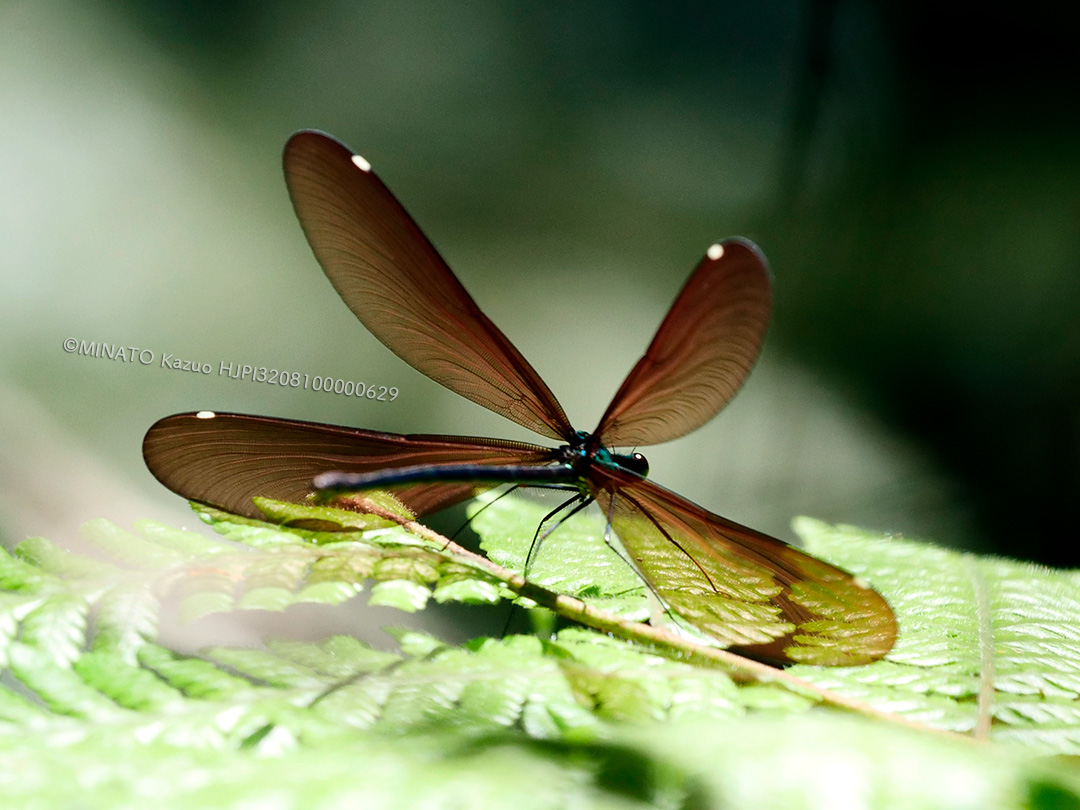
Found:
342,495 -> 967,739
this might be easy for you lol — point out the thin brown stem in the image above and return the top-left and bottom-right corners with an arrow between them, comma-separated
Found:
346,495 -> 965,740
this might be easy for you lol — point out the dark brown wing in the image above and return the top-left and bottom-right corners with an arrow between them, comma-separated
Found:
595,238 -> 771,447
143,412 -> 556,520
589,467 -> 896,666
284,131 -> 573,442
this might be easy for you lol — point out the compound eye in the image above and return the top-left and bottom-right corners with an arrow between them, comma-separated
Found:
628,452 -> 649,477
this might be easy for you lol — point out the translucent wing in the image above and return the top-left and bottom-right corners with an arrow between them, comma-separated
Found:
595,238 -> 771,447
590,467 -> 897,666
143,412 -> 555,520
284,131 -> 573,441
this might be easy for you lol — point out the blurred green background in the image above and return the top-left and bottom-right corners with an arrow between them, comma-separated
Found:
2,0 -> 1077,566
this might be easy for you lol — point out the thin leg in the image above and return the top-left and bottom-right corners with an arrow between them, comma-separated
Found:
600,495 -> 670,611
524,494 -> 591,575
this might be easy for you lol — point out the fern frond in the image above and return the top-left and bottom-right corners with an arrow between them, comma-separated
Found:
792,518 -> 1080,752
3,501 -> 1080,806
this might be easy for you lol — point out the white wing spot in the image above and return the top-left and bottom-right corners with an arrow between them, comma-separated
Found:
351,154 -> 372,172
195,410 -> 217,419
707,243 -> 724,260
